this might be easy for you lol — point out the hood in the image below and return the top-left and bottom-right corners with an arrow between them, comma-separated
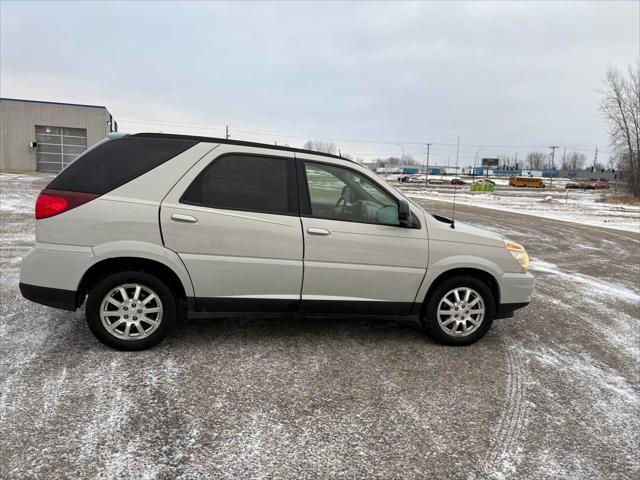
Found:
427,214 -> 504,247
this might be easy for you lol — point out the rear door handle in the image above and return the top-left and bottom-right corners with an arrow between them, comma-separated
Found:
171,213 -> 198,223
307,227 -> 331,236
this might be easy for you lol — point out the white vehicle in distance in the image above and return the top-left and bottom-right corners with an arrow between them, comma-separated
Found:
20,133 -> 534,350
427,178 -> 445,185
408,175 -> 426,183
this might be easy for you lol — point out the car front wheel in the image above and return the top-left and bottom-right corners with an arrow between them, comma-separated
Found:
86,271 -> 176,350
422,276 -> 496,346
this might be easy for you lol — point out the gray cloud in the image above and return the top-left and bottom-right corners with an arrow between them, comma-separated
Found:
1,1 -> 638,164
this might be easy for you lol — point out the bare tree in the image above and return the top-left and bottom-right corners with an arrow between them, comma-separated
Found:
303,140 -> 338,155
564,151 -> 587,170
526,151 -> 546,170
403,154 -> 416,165
600,63 -> 640,195
497,154 -> 515,169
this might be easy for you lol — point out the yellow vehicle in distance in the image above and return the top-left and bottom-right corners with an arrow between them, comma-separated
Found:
509,176 -> 546,188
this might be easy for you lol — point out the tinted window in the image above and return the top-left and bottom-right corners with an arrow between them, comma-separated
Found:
47,137 -> 196,194
182,155 -> 292,214
304,162 -> 399,225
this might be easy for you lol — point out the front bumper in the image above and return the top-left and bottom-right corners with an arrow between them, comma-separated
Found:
500,271 -> 535,303
496,271 -> 535,318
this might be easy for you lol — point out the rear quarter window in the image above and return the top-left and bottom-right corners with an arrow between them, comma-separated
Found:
47,137 -> 197,194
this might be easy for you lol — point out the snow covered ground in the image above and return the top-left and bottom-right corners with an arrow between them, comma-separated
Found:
400,185 -> 640,233
1,172 -> 639,479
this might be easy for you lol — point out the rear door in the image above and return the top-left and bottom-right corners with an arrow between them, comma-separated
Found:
297,156 -> 428,314
161,146 -> 303,312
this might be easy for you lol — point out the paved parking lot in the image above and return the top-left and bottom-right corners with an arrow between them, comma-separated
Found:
1,173 -> 638,479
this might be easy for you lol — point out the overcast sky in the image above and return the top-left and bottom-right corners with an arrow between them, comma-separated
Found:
1,1 -> 638,166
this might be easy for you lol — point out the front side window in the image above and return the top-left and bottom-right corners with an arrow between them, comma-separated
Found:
182,155 -> 292,215
304,162 -> 399,225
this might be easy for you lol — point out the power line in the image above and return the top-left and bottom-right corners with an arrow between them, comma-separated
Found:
118,116 -> 610,154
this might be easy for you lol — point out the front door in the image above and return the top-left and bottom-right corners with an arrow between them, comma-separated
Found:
298,158 -> 428,314
161,148 -> 303,312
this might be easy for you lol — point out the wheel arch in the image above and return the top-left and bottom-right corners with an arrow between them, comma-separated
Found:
418,266 -> 501,318
77,256 -> 191,309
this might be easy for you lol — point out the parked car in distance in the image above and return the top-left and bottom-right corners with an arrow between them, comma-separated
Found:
20,133 -> 534,350
450,178 -> 466,185
408,175 -> 426,183
474,179 -> 495,185
427,178 -> 445,185
592,182 -> 610,189
565,182 -> 581,189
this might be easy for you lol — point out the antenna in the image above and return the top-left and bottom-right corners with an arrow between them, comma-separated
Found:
450,136 -> 460,229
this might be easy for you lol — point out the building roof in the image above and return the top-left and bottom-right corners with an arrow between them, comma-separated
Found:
0,97 -> 109,111
133,132 -> 351,162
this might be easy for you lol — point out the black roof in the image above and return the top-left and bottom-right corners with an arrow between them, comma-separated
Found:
132,132 -> 350,162
0,97 -> 108,110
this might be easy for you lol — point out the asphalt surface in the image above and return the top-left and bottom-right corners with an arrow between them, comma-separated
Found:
1,174 -> 639,479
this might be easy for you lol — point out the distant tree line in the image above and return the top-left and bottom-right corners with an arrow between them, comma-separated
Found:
303,139 -> 355,160
303,140 -> 338,155
498,150 -> 601,171
369,155 -> 416,167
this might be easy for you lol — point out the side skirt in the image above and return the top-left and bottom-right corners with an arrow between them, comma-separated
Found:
188,297 -> 415,316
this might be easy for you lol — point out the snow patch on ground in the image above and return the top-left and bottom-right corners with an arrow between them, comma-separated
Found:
529,258 -> 640,303
404,187 -> 640,233
517,345 -> 638,403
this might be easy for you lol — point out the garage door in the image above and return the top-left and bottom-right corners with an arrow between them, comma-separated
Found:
36,126 -> 87,172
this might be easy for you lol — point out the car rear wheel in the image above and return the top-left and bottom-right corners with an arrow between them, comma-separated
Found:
86,271 -> 176,350
422,276 -> 496,346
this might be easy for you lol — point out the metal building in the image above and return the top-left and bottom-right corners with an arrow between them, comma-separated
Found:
0,98 -> 117,172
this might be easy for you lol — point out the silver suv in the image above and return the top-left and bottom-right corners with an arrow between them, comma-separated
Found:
20,133 -> 534,350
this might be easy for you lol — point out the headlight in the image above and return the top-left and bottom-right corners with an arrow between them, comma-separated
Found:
504,239 -> 529,271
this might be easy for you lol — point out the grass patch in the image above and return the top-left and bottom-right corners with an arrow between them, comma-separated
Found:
596,194 -> 640,205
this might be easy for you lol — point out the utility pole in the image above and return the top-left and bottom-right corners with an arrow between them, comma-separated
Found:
549,145 -> 559,188
225,125 -> 230,140
425,143 -> 431,188
593,147 -> 598,170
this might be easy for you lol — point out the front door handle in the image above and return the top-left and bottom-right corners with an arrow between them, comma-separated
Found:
307,227 -> 331,236
171,213 -> 198,223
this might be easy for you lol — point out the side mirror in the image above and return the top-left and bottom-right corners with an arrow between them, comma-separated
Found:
398,199 -> 413,227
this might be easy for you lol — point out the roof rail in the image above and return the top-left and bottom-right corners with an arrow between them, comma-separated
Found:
131,132 -> 351,162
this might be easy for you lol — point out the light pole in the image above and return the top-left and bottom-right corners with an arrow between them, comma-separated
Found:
473,148 -> 486,182
425,143 -> 431,188
396,143 -> 405,181
549,145 -> 559,189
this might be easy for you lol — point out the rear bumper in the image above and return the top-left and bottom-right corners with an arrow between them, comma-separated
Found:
496,301 -> 529,319
19,283 -> 77,311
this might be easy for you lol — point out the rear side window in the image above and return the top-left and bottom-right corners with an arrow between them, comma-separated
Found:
47,137 -> 196,194
181,154 -> 293,215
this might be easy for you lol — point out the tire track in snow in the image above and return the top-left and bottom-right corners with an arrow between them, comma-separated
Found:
478,322 -> 529,479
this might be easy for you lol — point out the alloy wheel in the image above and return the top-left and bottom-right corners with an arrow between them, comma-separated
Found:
436,287 -> 485,337
99,283 -> 163,340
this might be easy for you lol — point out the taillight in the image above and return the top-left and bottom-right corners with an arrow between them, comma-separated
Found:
35,189 -> 100,219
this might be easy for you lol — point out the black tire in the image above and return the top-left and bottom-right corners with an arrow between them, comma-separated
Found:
86,271 -> 176,350
421,275 -> 496,346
